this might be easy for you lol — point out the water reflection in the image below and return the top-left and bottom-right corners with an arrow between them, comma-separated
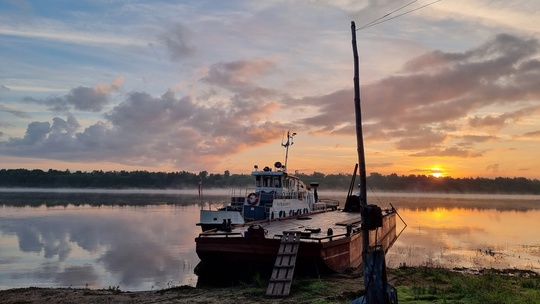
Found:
1,191 -> 539,291
0,203 -> 202,291
386,207 -> 540,272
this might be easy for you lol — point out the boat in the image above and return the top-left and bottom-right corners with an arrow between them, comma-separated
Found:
196,131 -> 339,232
196,203 -> 396,273
195,147 -> 397,274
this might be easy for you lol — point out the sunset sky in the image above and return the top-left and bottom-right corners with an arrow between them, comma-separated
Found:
1,1 -> 539,179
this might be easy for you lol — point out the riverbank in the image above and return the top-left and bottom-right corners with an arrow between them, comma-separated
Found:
1,267 -> 539,304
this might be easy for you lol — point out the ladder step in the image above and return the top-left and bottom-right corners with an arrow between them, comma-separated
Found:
273,264 -> 295,268
266,231 -> 300,297
269,278 -> 292,283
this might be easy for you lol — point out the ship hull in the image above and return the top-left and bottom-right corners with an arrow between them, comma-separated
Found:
195,210 -> 397,273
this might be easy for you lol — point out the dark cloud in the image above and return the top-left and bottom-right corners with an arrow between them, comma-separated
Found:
0,71 -> 288,170
410,147 -> 484,158
298,33 -> 540,158
23,80 -> 122,112
2,34 -> 539,169
163,23 -> 197,61
469,105 -> 540,129
457,135 -> 497,147
0,104 -> 31,118
522,130 -> 540,138
486,163 -> 500,173
394,127 -> 446,150
66,86 -> 109,111
370,162 -> 394,168
201,59 -> 277,88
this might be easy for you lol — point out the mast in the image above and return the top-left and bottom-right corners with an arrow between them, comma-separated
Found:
281,131 -> 296,173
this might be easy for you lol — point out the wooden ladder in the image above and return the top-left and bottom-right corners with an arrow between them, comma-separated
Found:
266,231 -> 300,297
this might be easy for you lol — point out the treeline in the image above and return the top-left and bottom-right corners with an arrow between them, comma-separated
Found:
0,169 -> 539,194
0,169 -> 251,189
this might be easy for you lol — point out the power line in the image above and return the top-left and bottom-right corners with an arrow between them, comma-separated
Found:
357,0 -> 443,31
358,0 -> 418,30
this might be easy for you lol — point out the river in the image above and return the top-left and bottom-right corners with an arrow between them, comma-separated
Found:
0,189 -> 539,291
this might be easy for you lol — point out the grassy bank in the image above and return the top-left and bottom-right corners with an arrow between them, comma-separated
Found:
1,267 -> 539,304
390,267 -> 539,304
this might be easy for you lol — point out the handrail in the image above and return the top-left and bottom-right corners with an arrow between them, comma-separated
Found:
198,232 -> 243,237
273,232 -> 350,243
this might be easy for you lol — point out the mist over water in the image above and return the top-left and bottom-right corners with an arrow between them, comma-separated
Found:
0,191 -> 539,291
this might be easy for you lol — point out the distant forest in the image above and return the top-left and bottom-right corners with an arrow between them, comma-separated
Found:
1,168 -> 539,194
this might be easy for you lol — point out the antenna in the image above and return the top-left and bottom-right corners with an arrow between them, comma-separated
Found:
281,131 -> 296,173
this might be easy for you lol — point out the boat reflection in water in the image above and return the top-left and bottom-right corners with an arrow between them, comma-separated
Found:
0,192 -> 539,291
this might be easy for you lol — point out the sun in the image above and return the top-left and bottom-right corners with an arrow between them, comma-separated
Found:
430,167 -> 444,178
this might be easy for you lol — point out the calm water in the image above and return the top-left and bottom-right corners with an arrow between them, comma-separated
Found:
0,190 -> 539,291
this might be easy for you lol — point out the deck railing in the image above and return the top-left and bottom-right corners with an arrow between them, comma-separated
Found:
273,232 -> 350,243
198,232 -> 243,238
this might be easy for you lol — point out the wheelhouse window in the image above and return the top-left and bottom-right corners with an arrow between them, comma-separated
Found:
263,176 -> 272,187
273,176 -> 281,188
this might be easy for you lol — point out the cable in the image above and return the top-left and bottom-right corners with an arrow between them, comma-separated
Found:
358,0 -> 418,30
357,0 -> 443,31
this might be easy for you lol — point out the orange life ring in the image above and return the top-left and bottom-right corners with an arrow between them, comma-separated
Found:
246,193 -> 259,205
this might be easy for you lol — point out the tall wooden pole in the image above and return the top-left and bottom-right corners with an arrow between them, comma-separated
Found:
351,20 -> 369,290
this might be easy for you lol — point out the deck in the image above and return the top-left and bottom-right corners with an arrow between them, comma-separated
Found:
196,208 -> 397,273
201,209 -> 363,243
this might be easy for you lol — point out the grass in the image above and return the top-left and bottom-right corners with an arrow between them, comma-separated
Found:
254,266 -> 540,304
216,266 -> 540,303
3,267 -> 538,304
392,266 -> 540,304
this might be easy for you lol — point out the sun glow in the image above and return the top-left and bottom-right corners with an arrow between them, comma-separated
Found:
430,167 -> 444,178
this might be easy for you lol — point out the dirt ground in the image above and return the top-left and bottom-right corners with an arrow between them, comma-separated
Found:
0,274 -> 365,304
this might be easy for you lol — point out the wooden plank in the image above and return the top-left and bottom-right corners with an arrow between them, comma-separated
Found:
266,231 -> 300,297
335,218 -> 361,226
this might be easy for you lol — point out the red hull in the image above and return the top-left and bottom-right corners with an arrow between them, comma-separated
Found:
195,211 -> 397,273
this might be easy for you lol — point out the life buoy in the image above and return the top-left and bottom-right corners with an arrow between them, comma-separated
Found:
246,193 -> 259,205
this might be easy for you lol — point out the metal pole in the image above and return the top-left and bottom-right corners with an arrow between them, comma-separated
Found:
282,131 -> 295,173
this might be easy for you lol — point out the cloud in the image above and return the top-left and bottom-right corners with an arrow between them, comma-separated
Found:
457,135 -> 497,147
162,23 -> 197,61
22,77 -> 124,112
0,64 -> 289,170
201,58 -> 277,88
486,163 -> 500,173
0,104 -> 31,118
297,33 -> 540,158
410,147 -> 484,158
1,33 -> 540,170
469,105 -> 540,129
522,130 -> 540,138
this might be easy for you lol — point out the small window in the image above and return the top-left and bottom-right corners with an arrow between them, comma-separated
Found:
274,176 -> 281,187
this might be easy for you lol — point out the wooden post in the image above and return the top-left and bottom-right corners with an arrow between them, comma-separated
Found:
351,21 -> 396,304
351,19 -> 369,290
